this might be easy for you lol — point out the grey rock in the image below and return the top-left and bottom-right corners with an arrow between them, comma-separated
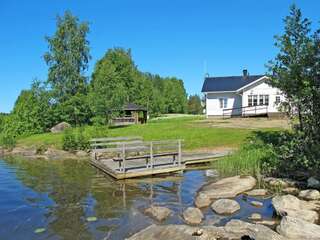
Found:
127,221 -> 285,240
248,213 -> 262,221
182,207 -> 204,225
277,216 -> 320,240
194,193 -> 211,208
308,177 -> 320,189
211,199 -> 240,215
224,219 -> 285,240
272,194 -> 319,223
145,205 -> 171,222
264,177 -> 298,188
299,189 -> 320,200
282,187 -> 299,195
198,175 -> 256,200
245,189 -> 268,196
50,122 -> 71,133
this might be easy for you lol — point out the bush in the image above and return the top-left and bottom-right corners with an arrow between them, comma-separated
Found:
62,128 -> 89,151
0,133 -> 16,150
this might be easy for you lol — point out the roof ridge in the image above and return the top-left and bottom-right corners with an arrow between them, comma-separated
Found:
205,74 -> 265,79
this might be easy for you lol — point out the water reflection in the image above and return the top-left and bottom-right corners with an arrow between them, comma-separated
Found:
0,158 -> 198,240
0,157 -> 274,240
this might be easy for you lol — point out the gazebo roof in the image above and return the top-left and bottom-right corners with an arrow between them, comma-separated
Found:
123,103 -> 147,111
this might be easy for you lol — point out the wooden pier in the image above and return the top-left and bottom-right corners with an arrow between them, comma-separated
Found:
90,137 -> 229,179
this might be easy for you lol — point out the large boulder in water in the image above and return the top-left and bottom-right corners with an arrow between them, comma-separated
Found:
182,207 -> 204,225
211,199 -> 240,215
50,122 -> 71,133
272,194 -> 319,223
197,175 -> 256,200
145,205 -> 171,222
277,216 -> 320,240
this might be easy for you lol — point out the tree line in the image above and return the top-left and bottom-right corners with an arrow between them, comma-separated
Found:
0,11 -> 202,141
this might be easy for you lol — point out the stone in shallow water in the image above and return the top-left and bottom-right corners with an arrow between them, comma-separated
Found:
250,200 -> 263,208
277,216 -> 320,240
248,213 -> 262,221
194,193 -> 211,208
198,175 -> 256,200
211,199 -> 240,215
145,206 -> 171,222
298,189 -> 320,200
182,207 -> 204,225
272,194 -> 319,223
245,189 -> 268,196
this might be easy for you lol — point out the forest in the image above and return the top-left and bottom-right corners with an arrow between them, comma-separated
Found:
0,11 -> 202,143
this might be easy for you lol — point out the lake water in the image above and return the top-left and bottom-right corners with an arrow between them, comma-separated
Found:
0,157 -> 275,240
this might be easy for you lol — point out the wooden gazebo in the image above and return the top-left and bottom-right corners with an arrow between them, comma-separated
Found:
111,103 -> 148,126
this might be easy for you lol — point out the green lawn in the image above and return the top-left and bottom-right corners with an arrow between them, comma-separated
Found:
16,116 -> 281,151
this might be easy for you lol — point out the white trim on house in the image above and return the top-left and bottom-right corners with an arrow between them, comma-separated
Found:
236,76 -> 269,92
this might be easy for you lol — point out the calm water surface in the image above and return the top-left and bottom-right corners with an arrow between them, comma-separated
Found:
0,158 -> 274,240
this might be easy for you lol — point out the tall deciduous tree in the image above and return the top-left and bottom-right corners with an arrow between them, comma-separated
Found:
44,11 -> 91,125
187,94 -> 203,115
268,5 -> 320,171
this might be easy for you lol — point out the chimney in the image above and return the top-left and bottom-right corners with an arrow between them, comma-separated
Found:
243,69 -> 248,79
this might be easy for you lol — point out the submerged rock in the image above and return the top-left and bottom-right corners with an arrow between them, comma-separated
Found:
248,213 -> 262,221
194,193 -> 211,208
277,216 -> 320,240
198,175 -> 256,200
298,189 -> 320,200
211,199 -> 240,215
182,207 -> 204,225
145,206 -> 171,222
250,200 -> 263,208
245,189 -> 268,196
272,194 -> 319,223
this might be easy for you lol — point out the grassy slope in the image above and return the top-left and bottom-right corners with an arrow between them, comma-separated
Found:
16,116 -> 279,151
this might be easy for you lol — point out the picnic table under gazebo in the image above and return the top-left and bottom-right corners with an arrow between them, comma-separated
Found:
111,103 -> 148,126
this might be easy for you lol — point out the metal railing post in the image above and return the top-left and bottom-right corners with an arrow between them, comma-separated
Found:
122,143 -> 126,172
150,142 -> 154,169
178,140 -> 182,166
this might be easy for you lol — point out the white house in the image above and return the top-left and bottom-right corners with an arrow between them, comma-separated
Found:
201,70 -> 285,117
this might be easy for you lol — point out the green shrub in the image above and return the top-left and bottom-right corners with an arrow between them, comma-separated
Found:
0,133 -> 16,150
212,135 -> 276,178
62,128 -> 90,151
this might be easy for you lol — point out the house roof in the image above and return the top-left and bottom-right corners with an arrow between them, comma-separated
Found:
201,75 -> 265,92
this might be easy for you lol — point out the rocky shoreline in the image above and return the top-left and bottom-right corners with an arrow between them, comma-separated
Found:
0,146 -> 89,160
129,175 -> 320,240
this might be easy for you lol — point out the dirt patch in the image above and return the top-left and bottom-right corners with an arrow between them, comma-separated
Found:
193,117 -> 290,130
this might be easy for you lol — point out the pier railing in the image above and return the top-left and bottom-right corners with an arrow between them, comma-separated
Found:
90,137 -> 182,172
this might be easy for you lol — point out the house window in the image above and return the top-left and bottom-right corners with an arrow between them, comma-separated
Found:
275,96 -> 281,104
259,95 -> 264,105
253,95 -> 258,106
248,95 -> 253,107
219,98 -> 228,108
264,95 -> 269,106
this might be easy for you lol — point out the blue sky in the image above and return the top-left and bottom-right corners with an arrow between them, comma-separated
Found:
0,0 -> 319,113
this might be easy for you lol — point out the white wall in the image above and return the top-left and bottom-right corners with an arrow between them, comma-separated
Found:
242,81 -> 284,113
206,92 -> 242,116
